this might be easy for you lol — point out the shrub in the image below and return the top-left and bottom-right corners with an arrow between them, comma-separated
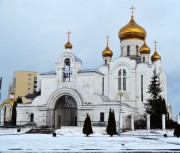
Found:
106,109 -> 116,136
166,119 -> 177,129
83,114 -> 93,136
174,124 -> 180,138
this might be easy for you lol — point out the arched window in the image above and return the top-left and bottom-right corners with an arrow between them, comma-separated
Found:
141,75 -> 143,102
118,69 -> 127,91
102,77 -> 104,95
127,46 -> 130,56
63,58 -> 72,81
118,70 -> 121,90
105,59 -> 107,65
136,45 -> 139,55
143,57 -> 145,62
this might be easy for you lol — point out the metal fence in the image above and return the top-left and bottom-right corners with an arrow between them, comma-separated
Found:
0,121 -> 37,128
62,121 -> 119,127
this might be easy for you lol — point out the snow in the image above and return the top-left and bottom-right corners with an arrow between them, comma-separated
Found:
0,127 -> 180,152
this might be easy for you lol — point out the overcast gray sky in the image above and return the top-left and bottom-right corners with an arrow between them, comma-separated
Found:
0,0 -> 180,118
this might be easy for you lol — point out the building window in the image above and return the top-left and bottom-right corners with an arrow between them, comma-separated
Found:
28,83 -> 31,86
141,75 -> 143,102
100,112 -> 104,122
28,74 -> 31,76
30,113 -> 34,122
28,88 -> 30,90
136,45 -> 139,55
105,59 -> 107,65
102,77 -> 104,95
118,69 -> 127,91
127,46 -> 130,56
143,57 -> 145,62
118,70 -> 121,90
28,78 -> 31,81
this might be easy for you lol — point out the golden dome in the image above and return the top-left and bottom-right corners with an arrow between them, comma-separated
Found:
151,50 -> 161,61
118,17 -> 146,41
1,99 -> 15,107
102,44 -> 113,57
64,41 -> 73,49
139,41 -> 151,54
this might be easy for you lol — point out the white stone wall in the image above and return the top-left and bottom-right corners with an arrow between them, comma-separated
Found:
120,39 -> 144,56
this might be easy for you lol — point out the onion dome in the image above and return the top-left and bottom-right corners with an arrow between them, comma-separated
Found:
139,41 -> 150,54
11,90 -> 15,95
64,31 -> 73,49
118,6 -> 146,41
151,41 -> 161,61
1,99 -> 15,107
65,41 -> 72,49
102,44 -> 113,57
118,18 -> 146,41
102,36 -> 113,57
151,51 -> 161,61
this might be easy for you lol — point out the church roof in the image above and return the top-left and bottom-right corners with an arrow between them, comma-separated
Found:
40,71 -> 56,75
60,52 -> 82,64
73,53 -> 82,64
78,69 -> 104,76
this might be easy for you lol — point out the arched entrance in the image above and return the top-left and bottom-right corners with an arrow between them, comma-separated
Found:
55,95 -> 77,128
46,88 -> 83,128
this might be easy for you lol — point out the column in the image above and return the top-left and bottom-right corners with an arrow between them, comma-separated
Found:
146,114 -> 150,130
162,114 -> 166,131
51,109 -> 55,128
120,114 -> 123,129
131,115 -> 134,131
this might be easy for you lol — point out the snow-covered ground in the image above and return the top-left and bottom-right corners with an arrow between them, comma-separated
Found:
0,127 -> 180,152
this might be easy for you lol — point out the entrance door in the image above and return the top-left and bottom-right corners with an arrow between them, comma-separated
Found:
54,95 -> 77,127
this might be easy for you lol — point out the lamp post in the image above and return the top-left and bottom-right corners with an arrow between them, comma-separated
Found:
118,90 -> 123,136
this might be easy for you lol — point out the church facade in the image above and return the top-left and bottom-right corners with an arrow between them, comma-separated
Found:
14,9 -> 167,128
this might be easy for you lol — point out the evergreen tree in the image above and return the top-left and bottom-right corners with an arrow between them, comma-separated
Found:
11,101 -> 17,126
106,108 -> 116,136
145,69 -> 167,128
83,113 -> 93,136
112,110 -> 117,134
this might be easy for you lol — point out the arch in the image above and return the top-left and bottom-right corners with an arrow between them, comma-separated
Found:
46,88 -> 83,127
58,52 -> 82,65
47,88 -> 83,109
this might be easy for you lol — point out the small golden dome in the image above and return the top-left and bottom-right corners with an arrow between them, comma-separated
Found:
102,44 -> 113,57
139,41 -> 150,54
11,90 -> 15,95
151,50 -> 161,61
64,41 -> 73,49
1,99 -> 15,107
118,17 -> 146,41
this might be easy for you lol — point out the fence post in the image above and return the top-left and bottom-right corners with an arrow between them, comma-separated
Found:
146,114 -> 150,130
162,114 -> 166,131
131,115 -> 134,131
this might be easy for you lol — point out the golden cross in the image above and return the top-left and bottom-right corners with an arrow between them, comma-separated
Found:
66,31 -> 71,42
106,35 -> 109,44
130,6 -> 135,18
154,41 -> 158,50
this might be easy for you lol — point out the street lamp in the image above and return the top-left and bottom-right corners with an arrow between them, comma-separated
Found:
118,90 -> 123,136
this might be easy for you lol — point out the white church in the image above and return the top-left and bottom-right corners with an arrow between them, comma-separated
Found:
14,8 -> 167,128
